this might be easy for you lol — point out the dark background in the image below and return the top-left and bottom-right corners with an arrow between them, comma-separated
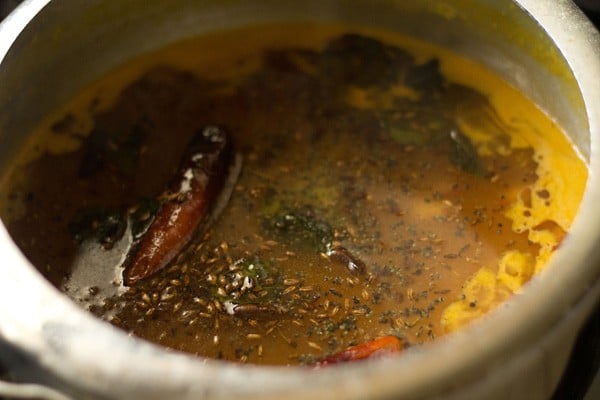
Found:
0,0 -> 19,20
1,0 -> 600,399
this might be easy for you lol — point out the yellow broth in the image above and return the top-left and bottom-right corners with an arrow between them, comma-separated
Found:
0,23 -> 587,365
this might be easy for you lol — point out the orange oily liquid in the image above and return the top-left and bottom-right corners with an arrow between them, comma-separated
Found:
0,23 -> 587,364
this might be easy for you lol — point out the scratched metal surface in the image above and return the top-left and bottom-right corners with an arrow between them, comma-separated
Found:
0,0 -> 599,399
553,5 -> 600,400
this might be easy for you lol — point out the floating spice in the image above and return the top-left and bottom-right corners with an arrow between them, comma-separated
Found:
325,245 -> 366,274
125,126 -> 234,284
315,336 -> 404,366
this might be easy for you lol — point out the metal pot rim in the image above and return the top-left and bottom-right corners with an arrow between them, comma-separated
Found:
1,0 -> 600,398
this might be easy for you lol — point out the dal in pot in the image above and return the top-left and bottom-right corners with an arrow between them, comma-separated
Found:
0,23 -> 587,366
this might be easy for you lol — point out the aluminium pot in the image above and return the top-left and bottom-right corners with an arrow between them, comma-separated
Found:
0,0 -> 600,399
